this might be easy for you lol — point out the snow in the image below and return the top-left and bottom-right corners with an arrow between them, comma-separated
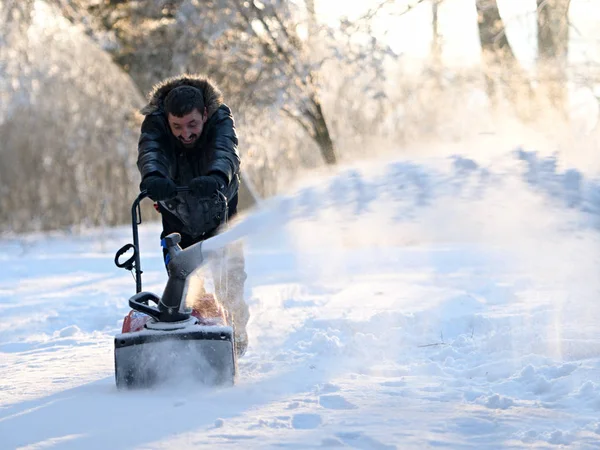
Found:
1,149 -> 600,449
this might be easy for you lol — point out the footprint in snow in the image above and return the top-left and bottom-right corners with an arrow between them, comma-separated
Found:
316,382 -> 340,394
319,394 -> 357,410
249,418 -> 290,429
521,429 -> 539,443
547,430 -> 575,446
57,325 -> 82,338
484,394 -> 514,409
291,413 -> 322,429
335,431 -> 397,450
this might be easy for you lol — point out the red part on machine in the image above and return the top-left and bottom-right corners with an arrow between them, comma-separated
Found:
120,293 -> 228,333
121,310 -> 151,333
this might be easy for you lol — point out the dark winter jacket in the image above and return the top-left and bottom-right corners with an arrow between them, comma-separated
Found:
137,75 -> 240,241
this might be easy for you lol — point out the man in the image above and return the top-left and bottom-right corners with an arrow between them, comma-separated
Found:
137,74 -> 249,356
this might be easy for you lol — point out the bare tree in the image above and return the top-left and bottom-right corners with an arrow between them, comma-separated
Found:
0,0 -> 36,119
228,0 -> 338,164
536,0 -> 571,114
0,1 -> 144,233
475,0 -> 534,116
49,0 -> 401,168
431,0 -> 442,69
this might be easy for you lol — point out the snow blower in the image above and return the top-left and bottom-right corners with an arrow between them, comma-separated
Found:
113,188 -> 236,389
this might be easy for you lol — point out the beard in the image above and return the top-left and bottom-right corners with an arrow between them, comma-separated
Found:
179,135 -> 198,149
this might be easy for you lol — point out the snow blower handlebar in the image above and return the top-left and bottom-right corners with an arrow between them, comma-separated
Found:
114,187 -> 189,293
114,187 -> 228,296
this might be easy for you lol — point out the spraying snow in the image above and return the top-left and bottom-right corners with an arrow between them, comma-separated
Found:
0,148 -> 599,449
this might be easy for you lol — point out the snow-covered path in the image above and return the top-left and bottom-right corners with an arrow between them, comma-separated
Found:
1,150 -> 599,449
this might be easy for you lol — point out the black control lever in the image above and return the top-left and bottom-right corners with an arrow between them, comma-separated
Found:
115,243 -> 136,271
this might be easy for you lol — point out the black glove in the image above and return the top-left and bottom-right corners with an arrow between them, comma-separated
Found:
189,174 -> 226,198
140,175 -> 177,201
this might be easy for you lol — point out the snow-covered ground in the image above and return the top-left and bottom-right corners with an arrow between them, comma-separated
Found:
1,149 -> 599,449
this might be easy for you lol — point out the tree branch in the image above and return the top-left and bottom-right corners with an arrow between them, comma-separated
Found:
281,106 -> 313,136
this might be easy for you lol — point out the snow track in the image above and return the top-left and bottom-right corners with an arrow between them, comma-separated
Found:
1,150 -> 599,449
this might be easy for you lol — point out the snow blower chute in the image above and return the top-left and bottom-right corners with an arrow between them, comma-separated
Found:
113,188 -> 236,389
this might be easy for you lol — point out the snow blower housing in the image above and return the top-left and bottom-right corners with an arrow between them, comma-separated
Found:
113,188 -> 236,388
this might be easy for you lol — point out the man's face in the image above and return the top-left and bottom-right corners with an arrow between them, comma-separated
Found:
167,108 -> 207,149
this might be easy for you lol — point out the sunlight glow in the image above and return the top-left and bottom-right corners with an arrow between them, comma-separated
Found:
315,0 -> 600,67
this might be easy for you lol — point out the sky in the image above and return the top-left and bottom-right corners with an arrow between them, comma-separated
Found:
315,0 -> 600,131
316,0 -> 600,69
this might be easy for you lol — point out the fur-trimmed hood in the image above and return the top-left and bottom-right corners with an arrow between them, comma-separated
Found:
140,74 -> 223,118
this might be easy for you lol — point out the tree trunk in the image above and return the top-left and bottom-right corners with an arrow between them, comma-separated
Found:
305,0 -> 318,42
0,0 -> 35,113
308,94 -> 337,165
431,0 -> 441,69
536,0 -> 570,114
475,0 -> 534,117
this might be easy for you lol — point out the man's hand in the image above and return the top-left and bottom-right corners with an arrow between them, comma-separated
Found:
189,175 -> 226,198
140,175 -> 177,201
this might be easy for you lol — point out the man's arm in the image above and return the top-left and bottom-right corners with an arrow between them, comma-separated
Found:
206,104 -> 241,189
137,113 -> 173,181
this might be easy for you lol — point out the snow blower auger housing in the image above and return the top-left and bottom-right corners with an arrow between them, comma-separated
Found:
113,188 -> 236,389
